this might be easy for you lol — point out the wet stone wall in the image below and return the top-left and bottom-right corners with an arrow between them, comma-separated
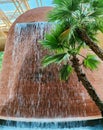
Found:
0,22 -> 101,118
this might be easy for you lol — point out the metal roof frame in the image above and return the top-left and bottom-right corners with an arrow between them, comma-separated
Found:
0,0 -> 43,48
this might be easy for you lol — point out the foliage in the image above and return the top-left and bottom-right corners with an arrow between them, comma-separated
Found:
40,24 -> 67,51
40,0 -> 103,80
0,52 -> 4,71
42,53 -> 69,67
60,65 -> 73,80
83,54 -> 100,70
49,0 -> 103,38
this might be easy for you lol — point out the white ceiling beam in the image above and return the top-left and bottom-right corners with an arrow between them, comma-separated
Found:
12,0 -> 22,14
16,0 -> 24,13
0,9 -> 11,27
22,0 -> 30,10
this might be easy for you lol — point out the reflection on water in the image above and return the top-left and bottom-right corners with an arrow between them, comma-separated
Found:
0,124 -> 103,130
0,118 -> 103,130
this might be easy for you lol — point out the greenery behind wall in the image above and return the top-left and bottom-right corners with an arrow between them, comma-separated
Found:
0,52 -> 4,71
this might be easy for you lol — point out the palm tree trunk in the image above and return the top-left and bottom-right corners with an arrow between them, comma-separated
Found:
76,28 -> 103,61
71,55 -> 103,117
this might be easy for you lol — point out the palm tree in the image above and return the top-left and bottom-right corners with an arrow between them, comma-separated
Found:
40,0 -> 103,116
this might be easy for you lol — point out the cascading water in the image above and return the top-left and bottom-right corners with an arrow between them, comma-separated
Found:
0,21 -> 103,129
0,22 -> 100,118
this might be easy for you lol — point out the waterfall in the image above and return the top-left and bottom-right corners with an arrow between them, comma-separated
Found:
0,22 -> 100,118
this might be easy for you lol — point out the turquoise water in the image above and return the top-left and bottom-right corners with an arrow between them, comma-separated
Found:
0,118 -> 103,130
0,125 -> 102,130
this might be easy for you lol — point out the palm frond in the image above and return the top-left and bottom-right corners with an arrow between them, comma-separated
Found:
60,64 -> 73,80
83,54 -> 100,70
59,28 -> 70,42
48,8 -> 71,22
96,18 -> 103,33
40,33 -> 62,50
42,53 -> 69,67
40,24 -> 69,51
91,0 -> 103,9
48,0 -> 81,22
89,9 -> 103,17
53,0 -> 80,10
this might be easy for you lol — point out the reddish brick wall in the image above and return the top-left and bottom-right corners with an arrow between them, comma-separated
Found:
0,7 -> 103,118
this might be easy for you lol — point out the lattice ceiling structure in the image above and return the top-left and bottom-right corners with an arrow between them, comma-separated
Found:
0,0 -> 52,51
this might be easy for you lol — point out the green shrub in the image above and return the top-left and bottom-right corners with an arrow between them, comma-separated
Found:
0,52 -> 4,71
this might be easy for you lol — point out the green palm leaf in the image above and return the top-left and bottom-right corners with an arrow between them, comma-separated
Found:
40,33 -> 62,50
48,0 -> 81,22
60,64 -> 73,80
96,18 -> 103,33
40,24 -> 70,51
48,8 -> 71,22
83,54 -> 100,70
42,53 -> 69,67
59,28 -> 70,41
91,0 -> 103,9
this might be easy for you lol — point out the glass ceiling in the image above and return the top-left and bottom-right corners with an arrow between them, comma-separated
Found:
0,0 -> 53,43
0,0 -> 53,11
0,0 -> 53,29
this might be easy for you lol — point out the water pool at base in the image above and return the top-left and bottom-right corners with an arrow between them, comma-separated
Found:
0,126 -> 103,130
0,118 -> 103,130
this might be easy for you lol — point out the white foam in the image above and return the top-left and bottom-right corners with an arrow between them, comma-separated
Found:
0,116 -> 102,122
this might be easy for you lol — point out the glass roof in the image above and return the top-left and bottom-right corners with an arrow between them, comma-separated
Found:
0,0 -> 53,46
0,0 -> 53,42
0,0 -> 53,29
